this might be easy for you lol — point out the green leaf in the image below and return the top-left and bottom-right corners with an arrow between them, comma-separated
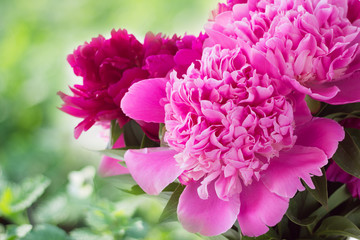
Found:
205,235 -> 229,240
110,120 -> 123,147
0,175 -> 50,216
222,228 -> 240,240
123,120 -> 144,147
315,216 -> 360,239
159,184 -> 185,223
162,182 -> 181,192
99,147 -> 137,161
317,102 -> 360,120
6,224 -> 32,239
140,133 -> 160,148
11,176 -> 50,213
120,185 -> 145,195
20,224 -> 70,240
305,95 -> 321,114
70,228 -> 113,240
125,220 -> 149,239
332,129 -> 360,178
241,228 -> 279,240
309,185 -> 352,231
304,168 -> 328,207
286,190 -> 318,227
346,205 -> 360,228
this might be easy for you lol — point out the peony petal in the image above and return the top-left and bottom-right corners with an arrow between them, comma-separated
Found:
325,71 -> 360,104
237,181 -> 289,237
261,145 -> 328,198
288,92 -> 312,126
98,156 -> 130,177
178,181 -> 240,236
295,118 -> 344,158
121,78 -> 166,123
204,23 -> 238,49
285,77 -> 340,101
98,135 -> 130,177
124,147 -> 182,195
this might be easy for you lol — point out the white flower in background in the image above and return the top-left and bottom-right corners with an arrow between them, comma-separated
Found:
67,166 -> 95,199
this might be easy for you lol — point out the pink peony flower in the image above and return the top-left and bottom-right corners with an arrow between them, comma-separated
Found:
327,161 -> 360,198
121,45 -> 344,236
59,29 -> 206,139
98,135 -> 130,177
209,0 -> 246,21
205,0 -> 360,104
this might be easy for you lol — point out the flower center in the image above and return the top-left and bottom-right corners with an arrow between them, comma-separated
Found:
164,46 -> 296,200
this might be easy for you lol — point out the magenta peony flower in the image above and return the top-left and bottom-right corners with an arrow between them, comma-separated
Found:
59,29 -> 206,139
327,161 -> 360,198
205,0 -> 360,104
120,45 -> 344,236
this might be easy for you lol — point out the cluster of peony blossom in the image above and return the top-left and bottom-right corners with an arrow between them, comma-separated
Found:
59,0 -> 360,237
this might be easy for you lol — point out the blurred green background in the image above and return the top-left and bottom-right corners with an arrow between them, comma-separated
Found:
0,0 -> 219,239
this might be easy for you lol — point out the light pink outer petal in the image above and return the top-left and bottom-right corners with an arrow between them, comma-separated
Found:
178,181 -> 240,236
98,135 -> 130,177
295,118 -> 344,158
237,181 -> 289,237
98,156 -> 130,177
325,71 -> 360,104
124,147 -> 182,195
121,78 -> 166,123
261,145 -> 328,198
204,23 -> 238,49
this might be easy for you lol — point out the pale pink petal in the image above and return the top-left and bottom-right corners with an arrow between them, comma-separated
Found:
261,145 -> 328,198
98,156 -> 130,177
178,181 -> 240,236
295,118 -> 344,158
325,71 -> 360,104
124,147 -> 182,195
204,23 -> 237,49
98,135 -> 129,177
237,181 -> 289,237
121,78 -> 166,123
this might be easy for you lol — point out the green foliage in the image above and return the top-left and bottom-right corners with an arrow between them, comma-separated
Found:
303,169 -> 328,208
159,185 -> 185,223
0,175 -> 50,218
332,129 -> 360,178
20,224 -> 70,240
316,102 -> 360,120
315,216 -> 360,239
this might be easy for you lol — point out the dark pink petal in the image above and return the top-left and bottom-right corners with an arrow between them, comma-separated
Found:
178,181 -> 240,236
287,91 -> 312,126
237,181 -> 289,237
74,118 -> 96,139
326,161 -> 354,183
124,147 -> 182,195
144,54 -> 175,78
325,71 -> 360,104
261,145 -> 328,198
327,161 -> 360,199
295,118 -> 344,158
121,78 -> 167,123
